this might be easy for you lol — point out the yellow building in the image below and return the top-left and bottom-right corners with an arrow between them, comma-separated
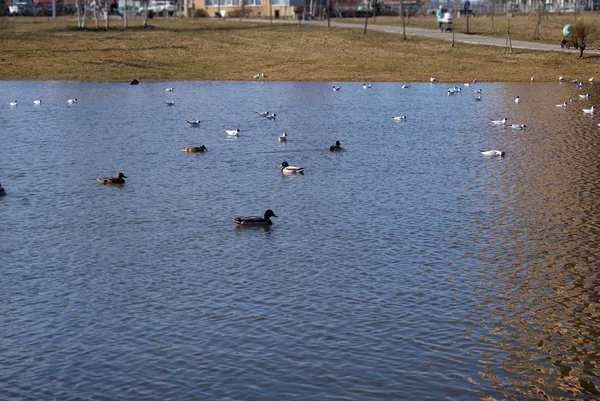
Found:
184,0 -> 311,18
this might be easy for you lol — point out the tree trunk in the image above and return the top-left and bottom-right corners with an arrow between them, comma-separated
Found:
143,0 -> 148,27
76,0 -> 81,28
326,0 -> 330,28
124,0 -> 128,28
105,0 -> 109,30
400,0 -> 406,41
94,0 -> 99,29
363,0 -> 369,35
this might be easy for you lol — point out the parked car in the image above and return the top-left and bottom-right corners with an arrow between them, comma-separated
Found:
9,1 -> 43,15
138,1 -> 175,16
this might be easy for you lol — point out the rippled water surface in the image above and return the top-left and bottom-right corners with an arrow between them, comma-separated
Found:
1,80 -> 599,400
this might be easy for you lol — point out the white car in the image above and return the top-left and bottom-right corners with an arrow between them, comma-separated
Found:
138,1 -> 175,16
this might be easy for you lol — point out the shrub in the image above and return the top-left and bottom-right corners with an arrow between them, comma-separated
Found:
195,8 -> 208,17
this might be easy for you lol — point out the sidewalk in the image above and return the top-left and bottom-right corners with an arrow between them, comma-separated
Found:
244,18 -> 599,54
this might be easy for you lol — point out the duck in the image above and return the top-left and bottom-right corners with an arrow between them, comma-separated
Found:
579,93 -> 590,99
333,85 -> 342,91
67,98 -> 77,104
491,118 -> 507,125
401,84 -> 410,88
165,87 -> 174,92
165,101 -> 175,106
0,182 -> 5,196
130,79 -> 139,85
509,124 -> 527,130
278,133 -> 287,142
255,111 -> 269,117
480,150 -> 505,157
226,129 -> 240,136
96,172 -> 127,185
363,83 -> 372,89
514,96 -> 521,103
280,161 -> 304,174
9,100 -> 18,107
329,140 -> 342,151
186,120 -> 201,127
556,103 -> 567,108
583,106 -> 595,114
234,209 -> 277,226
33,99 -> 42,105
392,116 -> 407,121
182,145 -> 207,152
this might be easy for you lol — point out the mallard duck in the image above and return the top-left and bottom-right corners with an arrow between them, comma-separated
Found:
182,145 -> 207,152
280,161 -> 304,174
480,150 -> 505,157
97,172 -> 127,185
226,129 -> 240,136
234,209 -> 277,226
0,183 -> 6,196
187,120 -> 201,127
130,79 -> 139,85
329,140 -> 342,151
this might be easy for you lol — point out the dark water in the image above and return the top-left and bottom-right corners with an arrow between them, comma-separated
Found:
1,80 -> 599,400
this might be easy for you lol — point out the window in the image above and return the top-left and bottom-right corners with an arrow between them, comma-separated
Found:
206,0 -> 240,6
243,0 -> 262,5
271,0 -> 289,5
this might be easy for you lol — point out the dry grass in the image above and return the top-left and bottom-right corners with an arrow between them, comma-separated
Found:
0,17 -> 598,82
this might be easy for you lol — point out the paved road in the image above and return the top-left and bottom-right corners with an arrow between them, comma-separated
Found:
244,18 -> 599,54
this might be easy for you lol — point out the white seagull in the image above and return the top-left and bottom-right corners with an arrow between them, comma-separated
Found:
333,85 -> 341,91
279,133 -> 287,142
67,98 -> 77,104
165,87 -> 174,92
491,118 -> 508,125
226,129 -> 241,136
33,99 -> 42,105
363,83 -> 372,89
255,111 -> 269,117
401,84 -> 410,89
555,103 -> 567,108
579,93 -> 590,99
530,77 -> 534,82
559,76 -> 565,81
509,124 -> 527,130
589,77 -> 595,83
430,77 -> 437,83
583,106 -> 595,114
265,113 -> 276,120
165,101 -> 175,106
515,96 -> 521,103
475,95 -> 482,101
9,100 -> 18,106
480,150 -> 505,157
261,73 -> 268,78
392,116 -> 407,121
253,74 -> 260,79
186,120 -> 201,127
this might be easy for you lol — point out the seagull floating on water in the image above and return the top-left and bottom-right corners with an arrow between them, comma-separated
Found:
392,116 -> 407,121
186,120 -> 201,127
583,106 -> 595,114
226,129 -> 240,136
165,101 -> 175,106
491,118 -> 508,125
234,209 -> 277,227
279,133 -> 287,142
475,95 -> 482,101
480,150 -> 505,157
333,85 -> 341,91
67,99 -> 77,104
165,88 -> 174,92
182,145 -> 207,152
401,84 -> 411,89
510,124 -> 527,130
255,111 -> 269,117
97,172 -> 127,185
9,100 -> 18,106
280,161 -> 304,175
265,113 -> 277,120
33,99 -> 42,105
473,89 -> 482,94
363,83 -> 372,89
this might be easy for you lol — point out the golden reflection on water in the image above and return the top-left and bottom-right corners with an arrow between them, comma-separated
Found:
471,83 -> 600,400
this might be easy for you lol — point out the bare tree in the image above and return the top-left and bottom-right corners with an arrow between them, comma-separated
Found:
93,0 -> 99,29
489,0 -> 495,33
76,0 -> 82,28
105,0 -> 110,30
142,0 -> 149,27
400,0 -> 406,41
572,18 -> 590,57
363,0 -> 370,35
533,0 -> 543,40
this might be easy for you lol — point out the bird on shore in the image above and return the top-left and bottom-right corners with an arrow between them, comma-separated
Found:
9,100 -> 18,106
589,77 -> 595,83
226,129 -> 240,136
279,133 -> 287,142
556,103 -> 567,108
33,99 -> 42,105
187,120 -> 201,127
579,93 -> 590,99
182,145 -> 207,152
530,77 -> 534,82
97,172 -> 127,185
234,209 -> 277,227
329,140 -> 342,151
583,106 -> 595,114
491,118 -> 507,125
67,98 -> 77,104
253,74 -> 260,79
559,76 -> 565,81
515,96 -> 521,103
430,77 -> 437,83
480,150 -> 505,157
280,161 -> 304,175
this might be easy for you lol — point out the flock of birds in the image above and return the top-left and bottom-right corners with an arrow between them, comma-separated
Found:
5,76 -> 597,224
3,85 -> 345,227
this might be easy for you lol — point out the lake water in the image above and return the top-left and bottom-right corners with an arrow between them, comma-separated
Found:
1,80 -> 599,400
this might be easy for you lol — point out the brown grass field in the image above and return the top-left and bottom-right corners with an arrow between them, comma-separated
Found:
0,15 -> 598,82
